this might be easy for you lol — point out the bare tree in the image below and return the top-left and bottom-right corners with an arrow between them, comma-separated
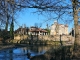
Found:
34,23 -> 42,28
25,0 -> 80,47
72,0 -> 80,47
0,0 -> 80,46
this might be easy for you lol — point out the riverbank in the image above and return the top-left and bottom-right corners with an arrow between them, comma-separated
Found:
0,38 -> 74,51
0,44 -> 28,51
0,43 -> 80,60
0,44 -> 15,51
0,43 -> 27,51
0,44 -> 56,60
0,43 -> 50,51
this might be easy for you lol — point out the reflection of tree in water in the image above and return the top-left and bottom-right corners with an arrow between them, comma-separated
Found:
31,46 -> 73,60
23,47 -> 31,59
30,55 -> 47,60
9,49 -> 13,60
51,46 -> 72,60
61,46 -> 72,60
50,57 -> 54,60
29,45 -> 47,54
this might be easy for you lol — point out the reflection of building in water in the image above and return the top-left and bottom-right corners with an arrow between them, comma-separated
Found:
50,21 -> 68,35
22,46 -> 51,54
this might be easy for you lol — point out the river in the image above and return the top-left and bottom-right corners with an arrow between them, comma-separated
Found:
0,45 -> 73,60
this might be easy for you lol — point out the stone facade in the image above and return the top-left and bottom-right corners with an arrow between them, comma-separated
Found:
29,26 -> 48,35
14,35 -> 28,40
15,26 -> 48,36
39,35 -> 74,42
50,21 -> 68,35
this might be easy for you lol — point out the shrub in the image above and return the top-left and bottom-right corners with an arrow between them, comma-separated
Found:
0,30 -> 10,42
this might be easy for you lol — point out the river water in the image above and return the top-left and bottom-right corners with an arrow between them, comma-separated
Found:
0,45 -> 73,60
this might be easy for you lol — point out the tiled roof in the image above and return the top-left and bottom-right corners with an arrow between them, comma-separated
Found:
41,29 -> 48,32
29,28 -> 48,32
15,26 -> 48,33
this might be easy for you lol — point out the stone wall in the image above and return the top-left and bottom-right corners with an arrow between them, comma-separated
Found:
39,35 -> 74,42
14,35 -> 74,42
14,35 -> 28,40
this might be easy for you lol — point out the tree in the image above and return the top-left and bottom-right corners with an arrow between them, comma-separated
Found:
34,23 -> 42,28
72,0 -> 80,47
28,0 -> 80,46
0,0 -> 80,46
0,0 -> 30,39
25,0 -> 80,47
10,16 -> 14,39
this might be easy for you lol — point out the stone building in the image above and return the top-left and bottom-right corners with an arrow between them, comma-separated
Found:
29,26 -> 48,35
15,26 -> 48,35
50,21 -> 68,35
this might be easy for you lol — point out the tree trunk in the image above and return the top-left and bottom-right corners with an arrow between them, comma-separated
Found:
10,19 -> 14,39
72,0 -> 80,49
74,10 -> 79,47
5,19 -> 8,31
5,0 -> 8,31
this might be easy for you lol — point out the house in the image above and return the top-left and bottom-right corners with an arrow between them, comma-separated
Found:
14,26 -> 29,35
50,21 -> 68,35
29,26 -> 48,35
15,26 -> 48,35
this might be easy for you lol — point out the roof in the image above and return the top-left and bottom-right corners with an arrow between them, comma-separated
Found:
15,26 -> 48,33
29,28 -> 48,32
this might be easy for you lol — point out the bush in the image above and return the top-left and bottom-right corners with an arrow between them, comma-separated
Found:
0,30 -> 10,41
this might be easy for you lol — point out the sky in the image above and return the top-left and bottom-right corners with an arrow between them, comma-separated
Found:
14,8 -> 74,32
13,0 -> 74,32
14,8 -> 54,30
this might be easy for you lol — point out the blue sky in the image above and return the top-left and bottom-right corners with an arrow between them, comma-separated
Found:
14,8 -> 54,30
14,8 -> 74,32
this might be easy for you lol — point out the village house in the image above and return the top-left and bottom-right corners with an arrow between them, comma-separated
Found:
15,26 -> 48,35
29,26 -> 48,35
50,21 -> 68,35
14,26 -> 28,35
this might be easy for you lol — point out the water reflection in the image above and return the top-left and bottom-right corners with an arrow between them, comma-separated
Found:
0,45 -> 74,60
43,46 -> 73,60
0,45 -> 51,60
